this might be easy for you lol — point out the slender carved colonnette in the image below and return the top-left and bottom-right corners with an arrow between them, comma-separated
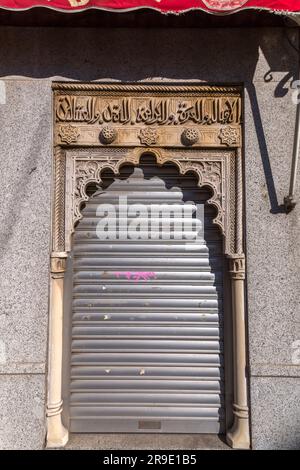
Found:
227,253 -> 250,448
46,252 -> 68,448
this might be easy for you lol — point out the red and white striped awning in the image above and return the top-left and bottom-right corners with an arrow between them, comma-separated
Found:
0,1 -> 299,15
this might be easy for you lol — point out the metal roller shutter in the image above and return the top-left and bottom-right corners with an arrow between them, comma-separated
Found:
69,158 -> 225,433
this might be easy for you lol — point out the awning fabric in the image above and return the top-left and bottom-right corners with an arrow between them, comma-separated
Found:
0,1 -> 299,15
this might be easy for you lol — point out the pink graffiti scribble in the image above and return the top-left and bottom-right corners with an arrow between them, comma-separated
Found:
114,271 -> 157,282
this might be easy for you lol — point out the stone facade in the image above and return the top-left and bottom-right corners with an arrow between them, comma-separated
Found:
0,26 -> 299,449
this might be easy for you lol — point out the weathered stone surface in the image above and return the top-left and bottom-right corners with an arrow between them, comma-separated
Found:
251,377 -> 300,449
0,374 -> 45,449
244,83 -> 300,369
0,80 -> 52,370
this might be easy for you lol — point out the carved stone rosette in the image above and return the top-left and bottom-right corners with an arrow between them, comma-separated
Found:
99,126 -> 117,144
138,127 -> 158,146
58,124 -> 80,145
219,125 -> 240,146
48,83 -> 249,449
181,128 -> 199,146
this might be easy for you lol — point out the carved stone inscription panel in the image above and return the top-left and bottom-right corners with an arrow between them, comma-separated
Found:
53,83 -> 243,256
53,83 -> 242,149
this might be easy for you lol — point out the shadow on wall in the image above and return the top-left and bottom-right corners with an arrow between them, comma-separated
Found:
0,26 -> 276,81
246,83 -> 288,215
245,26 -> 298,214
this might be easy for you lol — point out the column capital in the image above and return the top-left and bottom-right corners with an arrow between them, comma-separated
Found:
227,253 -> 245,280
50,252 -> 68,275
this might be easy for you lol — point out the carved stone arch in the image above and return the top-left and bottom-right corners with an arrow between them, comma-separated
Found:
56,146 -> 234,254
47,83 -> 249,450
70,146 -> 226,246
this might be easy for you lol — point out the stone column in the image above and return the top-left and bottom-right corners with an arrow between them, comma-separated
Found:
46,252 -> 68,448
226,253 -> 250,449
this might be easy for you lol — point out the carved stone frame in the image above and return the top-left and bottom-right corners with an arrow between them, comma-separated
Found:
47,83 -> 249,449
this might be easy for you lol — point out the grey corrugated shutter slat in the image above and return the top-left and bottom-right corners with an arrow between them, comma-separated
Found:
69,161 -> 224,433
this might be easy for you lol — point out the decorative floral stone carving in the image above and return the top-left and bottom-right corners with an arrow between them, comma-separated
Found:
99,126 -> 117,145
74,160 -> 102,222
138,127 -> 158,146
177,159 -> 224,235
219,126 -> 239,146
59,124 -> 80,145
181,128 -> 199,146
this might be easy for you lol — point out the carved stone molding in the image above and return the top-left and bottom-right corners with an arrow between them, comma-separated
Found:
52,83 -> 241,93
53,148 -> 66,253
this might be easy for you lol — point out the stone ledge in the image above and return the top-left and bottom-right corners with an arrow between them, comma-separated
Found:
64,434 -> 230,451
